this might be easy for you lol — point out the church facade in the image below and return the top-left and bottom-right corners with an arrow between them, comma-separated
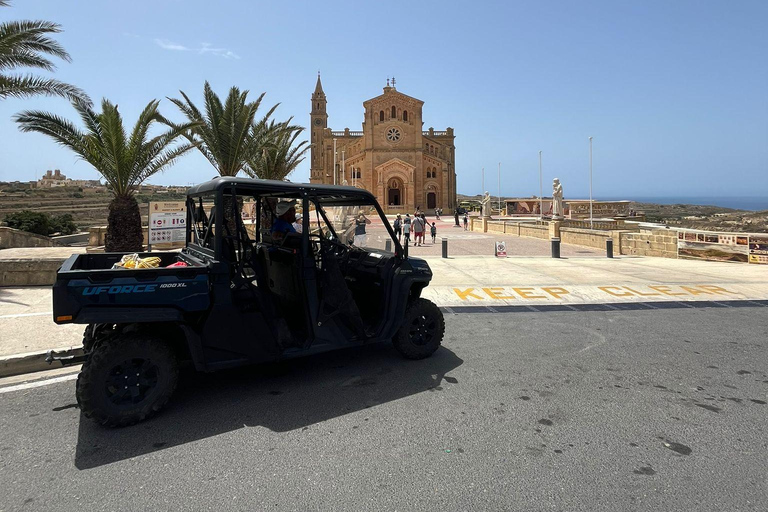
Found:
309,76 -> 457,213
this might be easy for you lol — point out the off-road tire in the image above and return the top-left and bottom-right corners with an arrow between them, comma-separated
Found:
392,298 -> 445,360
76,334 -> 179,427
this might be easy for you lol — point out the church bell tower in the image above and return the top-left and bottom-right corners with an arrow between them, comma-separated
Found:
310,73 -> 327,182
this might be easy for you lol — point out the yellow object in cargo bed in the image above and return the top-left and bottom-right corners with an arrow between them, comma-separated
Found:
112,254 -> 162,269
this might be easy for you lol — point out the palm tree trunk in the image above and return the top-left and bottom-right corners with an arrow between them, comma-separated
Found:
222,194 -> 243,239
106,196 -> 143,252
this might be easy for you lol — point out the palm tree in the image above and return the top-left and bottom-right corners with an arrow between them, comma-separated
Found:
244,118 -> 309,181
0,1 -> 89,103
15,99 -> 197,251
163,81 -> 277,177
162,81 -> 279,232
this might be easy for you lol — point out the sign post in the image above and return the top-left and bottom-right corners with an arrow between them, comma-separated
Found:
148,201 -> 186,251
495,240 -> 507,258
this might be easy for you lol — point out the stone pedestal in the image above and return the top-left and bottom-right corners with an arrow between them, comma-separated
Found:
548,220 -> 561,239
481,217 -> 489,233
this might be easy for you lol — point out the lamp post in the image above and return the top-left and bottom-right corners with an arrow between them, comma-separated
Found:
539,151 -> 543,221
341,150 -> 346,184
589,136 -> 593,229
481,167 -> 484,197
497,162 -> 501,215
333,138 -> 337,185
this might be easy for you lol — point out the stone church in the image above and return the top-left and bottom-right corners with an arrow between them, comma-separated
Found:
309,76 -> 457,213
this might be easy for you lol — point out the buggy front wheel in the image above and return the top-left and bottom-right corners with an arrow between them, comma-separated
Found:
392,298 -> 445,360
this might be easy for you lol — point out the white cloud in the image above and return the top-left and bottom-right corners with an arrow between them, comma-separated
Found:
154,39 -> 189,51
153,39 -> 239,59
198,43 -> 240,60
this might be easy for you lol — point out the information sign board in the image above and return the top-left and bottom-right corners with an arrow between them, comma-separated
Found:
495,240 -> 507,257
148,201 -> 186,246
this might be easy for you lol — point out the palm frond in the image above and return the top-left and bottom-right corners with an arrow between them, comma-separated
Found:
0,20 -> 70,64
0,74 -> 89,103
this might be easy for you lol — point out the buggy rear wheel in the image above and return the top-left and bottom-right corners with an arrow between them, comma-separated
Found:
76,334 -> 178,427
392,298 -> 445,359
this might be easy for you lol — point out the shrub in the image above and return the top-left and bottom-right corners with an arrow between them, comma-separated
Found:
4,210 -> 51,235
3,211 -> 78,236
51,213 -> 78,235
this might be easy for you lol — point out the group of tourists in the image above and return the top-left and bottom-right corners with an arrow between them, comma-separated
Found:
392,208 -> 437,247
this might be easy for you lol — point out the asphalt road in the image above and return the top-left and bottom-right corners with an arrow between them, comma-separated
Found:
1,306 -> 767,511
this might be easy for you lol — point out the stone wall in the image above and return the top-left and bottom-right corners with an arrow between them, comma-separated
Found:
88,226 -> 149,247
620,228 -> 679,258
0,258 -> 63,286
0,227 -> 59,249
559,228 -> 632,256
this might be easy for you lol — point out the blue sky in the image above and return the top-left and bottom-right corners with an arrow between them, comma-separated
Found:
0,0 -> 766,199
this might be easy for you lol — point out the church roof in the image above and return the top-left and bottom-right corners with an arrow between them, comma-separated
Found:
363,87 -> 423,107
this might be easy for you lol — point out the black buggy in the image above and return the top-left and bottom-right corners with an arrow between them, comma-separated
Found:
52,177 -> 444,426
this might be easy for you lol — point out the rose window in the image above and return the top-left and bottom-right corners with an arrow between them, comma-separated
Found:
386,127 -> 401,143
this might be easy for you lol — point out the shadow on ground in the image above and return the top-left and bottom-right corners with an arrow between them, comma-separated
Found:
74,343 -> 463,469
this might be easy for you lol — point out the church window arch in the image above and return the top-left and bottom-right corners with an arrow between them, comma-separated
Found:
403,110 -> 408,121
391,106 -> 396,119
379,110 -> 384,122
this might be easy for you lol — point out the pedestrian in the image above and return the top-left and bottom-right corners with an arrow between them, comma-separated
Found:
430,222 -> 437,243
292,212 -> 303,233
463,212 -> 468,231
354,212 -> 371,247
412,214 -> 425,246
402,214 -> 411,246
393,214 -> 402,242
435,208 -> 441,220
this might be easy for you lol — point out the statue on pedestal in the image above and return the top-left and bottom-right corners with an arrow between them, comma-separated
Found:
480,191 -> 492,218
552,178 -> 564,219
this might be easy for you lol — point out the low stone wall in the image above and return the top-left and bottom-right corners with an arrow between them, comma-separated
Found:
620,228 -> 679,258
0,227 -> 59,249
559,228 -> 632,256
89,226 -> 149,247
0,258 -> 63,286
519,223 -> 548,240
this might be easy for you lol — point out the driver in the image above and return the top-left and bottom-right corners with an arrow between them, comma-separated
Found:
271,199 -> 297,242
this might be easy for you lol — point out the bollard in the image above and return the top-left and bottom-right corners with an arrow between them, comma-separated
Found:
551,237 -> 561,258
404,238 -> 409,259
442,238 -> 448,258
606,237 -> 613,258
385,240 -> 392,252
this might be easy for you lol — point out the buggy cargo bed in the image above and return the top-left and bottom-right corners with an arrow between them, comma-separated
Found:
52,251 -> 211,324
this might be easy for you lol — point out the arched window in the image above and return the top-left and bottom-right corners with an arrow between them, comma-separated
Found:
391,106 -> 396,118
379,110 -> 384,122
403,110 -> 408,121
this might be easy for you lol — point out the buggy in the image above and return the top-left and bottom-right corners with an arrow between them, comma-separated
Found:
51,177 -> 444,426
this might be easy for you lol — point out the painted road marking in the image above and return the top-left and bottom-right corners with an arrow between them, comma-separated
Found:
0,312 -> 51,319
423,283 -> 768,307
439,300 -> 768,314
0,373 -> 77,394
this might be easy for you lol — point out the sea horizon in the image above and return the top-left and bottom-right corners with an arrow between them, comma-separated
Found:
617,196 -> 768,212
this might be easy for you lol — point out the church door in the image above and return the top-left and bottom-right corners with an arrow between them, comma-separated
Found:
387,178 -> 402,206
388,188 -> 401,206
427,192 -> 436,209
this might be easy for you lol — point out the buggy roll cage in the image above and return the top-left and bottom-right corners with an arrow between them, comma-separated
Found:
184,176 -> 406,260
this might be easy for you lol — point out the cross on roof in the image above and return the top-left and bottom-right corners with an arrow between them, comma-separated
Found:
391,76 -> 396,86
